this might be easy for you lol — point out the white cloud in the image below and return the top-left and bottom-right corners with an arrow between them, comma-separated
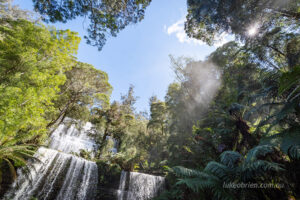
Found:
166,19 -> 205,45
166,19 -> 232,47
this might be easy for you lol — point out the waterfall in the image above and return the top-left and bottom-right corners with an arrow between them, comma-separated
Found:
4,119 -> 98,200
49,121 -> 97,154
117,171 -> 165,200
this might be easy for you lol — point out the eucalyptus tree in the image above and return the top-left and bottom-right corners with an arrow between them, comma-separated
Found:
148,98 -> 167,136
48,62 -> 112,127
0,9 -> 81,191
0,19 -> 80,143
0,0 -> 31,20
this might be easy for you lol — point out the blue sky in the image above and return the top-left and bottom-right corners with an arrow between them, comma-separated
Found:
14,0 -> 229,113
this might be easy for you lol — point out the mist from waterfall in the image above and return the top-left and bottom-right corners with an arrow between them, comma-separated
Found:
4,119 -> 98,200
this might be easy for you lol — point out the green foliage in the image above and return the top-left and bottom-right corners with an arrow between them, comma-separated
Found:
148,99 -> 167,134
0,0 -> 32,20
260,126 -> 300,156
245,145 -> 277,162
153,186 -> 183,200
159,28 -> 300,198
0,1 -> 299,200
0,139 -> 37,184
0,4 -> 113,193
288,145 -> 300,160
48,61 -> 112,127
171,145 -> 286,199
0,18 -> 80,143
220,151 -> 241,168
171,166 -> 231,199
185,0 -> 300,45
32,0 -> 152,50
91,86 -> 155,172
96,160 -> 121,189
279,66 -> 300,102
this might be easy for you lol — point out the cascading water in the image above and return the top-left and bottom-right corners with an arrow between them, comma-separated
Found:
49,121 -> 97,154
117,171 -> 165,200
4,119 -> 98,200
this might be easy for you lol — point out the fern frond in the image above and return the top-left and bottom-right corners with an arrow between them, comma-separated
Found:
288,145 -> 300,160
176,174 -> 221,192
172,166 -> 209,178
0,143 -> 38,182
261,126 -> 300,155
176,177 -> 212,192
204,161 -> 232,181
265,100 -> 298,134
241,160 -> 284,181
220,151 -> 242,168
212,186 -> 235,200
245,145 -> 276,162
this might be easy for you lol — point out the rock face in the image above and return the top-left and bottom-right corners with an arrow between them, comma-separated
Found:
4,120 -> 98,200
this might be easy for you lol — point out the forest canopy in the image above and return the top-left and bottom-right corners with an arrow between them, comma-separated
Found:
0,0 -> 299,200
32,0 -> 152,50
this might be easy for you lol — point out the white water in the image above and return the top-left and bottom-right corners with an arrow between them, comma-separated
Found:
117,171 -> 165,200
5,119 -> 166,200
49,120 -> 97,154
5,120 -> 98,200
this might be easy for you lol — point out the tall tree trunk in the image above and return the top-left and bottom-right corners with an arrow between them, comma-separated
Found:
99,123 -> 110,153
47,100 -> 72,128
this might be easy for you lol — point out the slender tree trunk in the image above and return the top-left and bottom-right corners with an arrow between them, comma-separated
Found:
99,123 -> 110,153
47,100 -> 72,128
273,9 -> 300,20
266,44 -> 286,57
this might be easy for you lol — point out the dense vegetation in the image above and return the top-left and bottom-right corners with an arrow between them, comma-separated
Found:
0,0 -> 299,199
32,0 -> 152,50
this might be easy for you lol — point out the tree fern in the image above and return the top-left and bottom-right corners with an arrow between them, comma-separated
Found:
245,145 -> 276,162
260,126 -> 300,158
279,66 -> 300,97
0,143 -> 38,183
171,166 -> 210,179
172,145 -> 286,199
220,151 -> 242,168
204,161 -> 232,181
175,176 -> 234,200
176,178 -> 209,192
241,160 -> 284,182
287,145 -> 300,160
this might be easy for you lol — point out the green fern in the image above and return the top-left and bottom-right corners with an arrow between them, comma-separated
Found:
171,166 -> 211,179
0,143 -> 38,183
260,126 -> 300,159
172,144 -> 286,199
220,151 -> 242,168
241,160 -> 284,181
287,145 -> 300,160
279,66 -> 300,97
204,161 -> 232,180
176,178 -> 206,192
245,145 -> 276,162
